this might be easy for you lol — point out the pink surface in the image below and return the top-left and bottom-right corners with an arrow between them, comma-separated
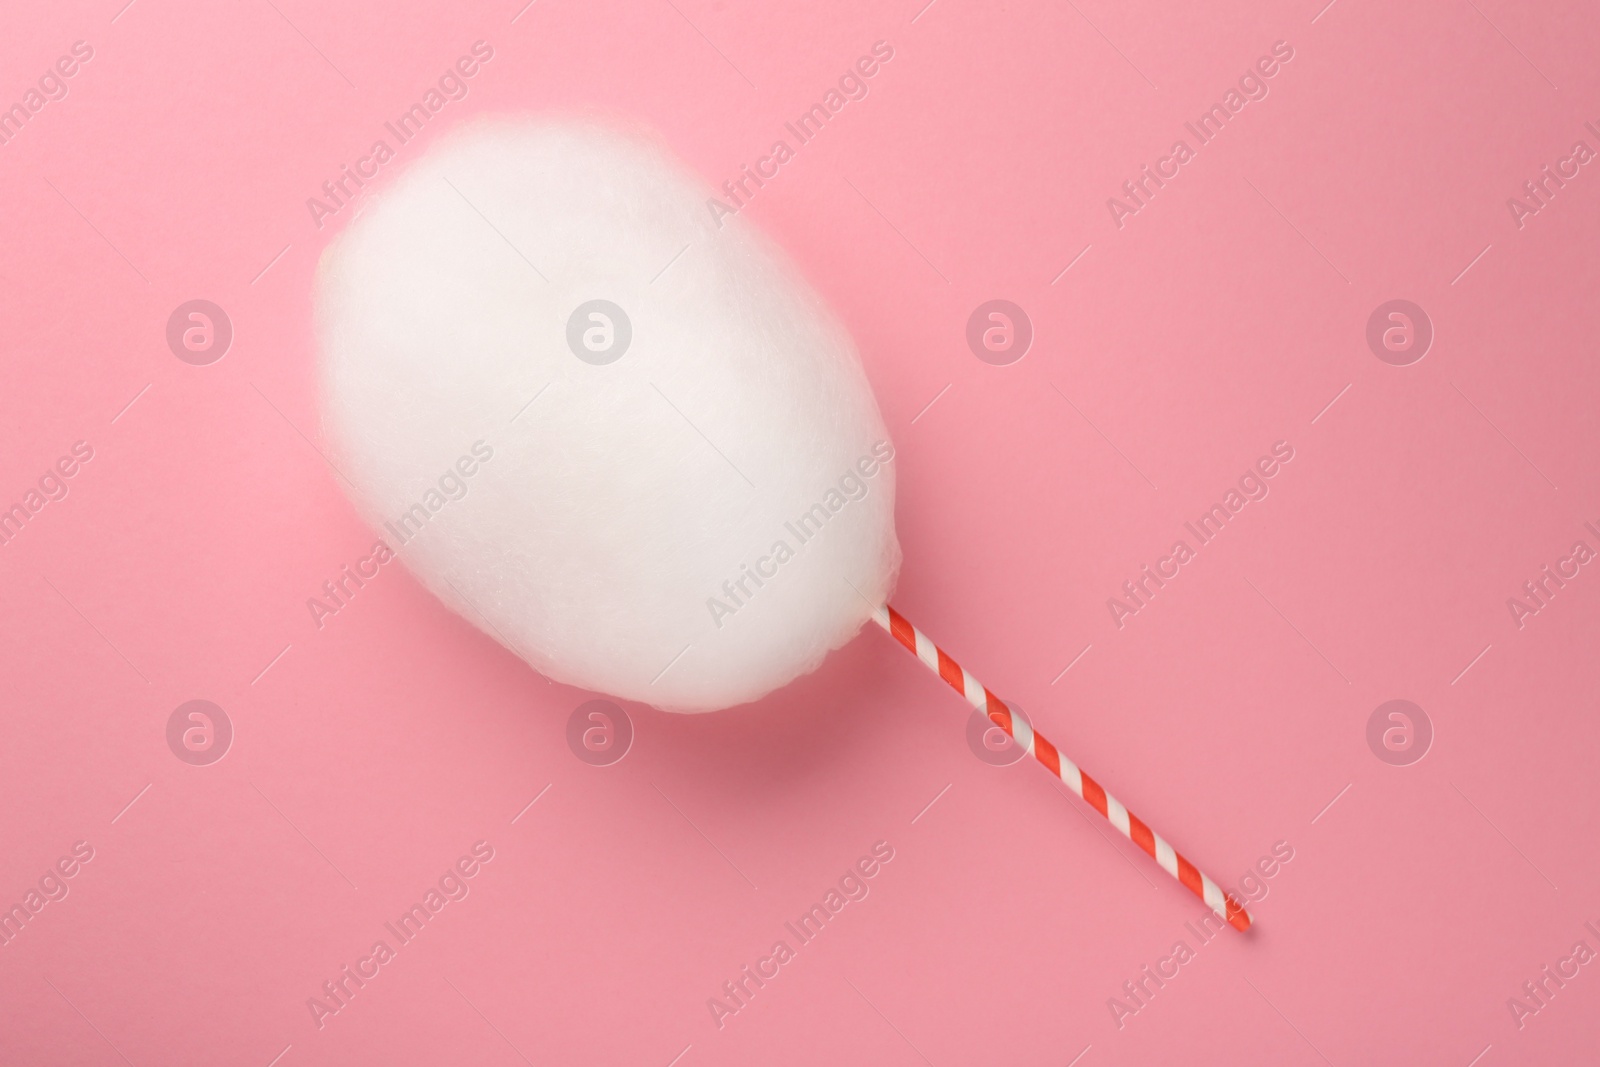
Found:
3,0 -> 1598,1063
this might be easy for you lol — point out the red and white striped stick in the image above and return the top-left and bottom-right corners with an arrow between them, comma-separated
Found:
875,603 -> 1252,932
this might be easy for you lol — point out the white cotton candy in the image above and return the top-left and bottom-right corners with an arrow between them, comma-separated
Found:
315,117 -> 900,712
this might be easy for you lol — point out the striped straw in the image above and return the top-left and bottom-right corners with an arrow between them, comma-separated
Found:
875,603 -> 1252,932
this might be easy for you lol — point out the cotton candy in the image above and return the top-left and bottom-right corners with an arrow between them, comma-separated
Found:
315,117 -> 900,712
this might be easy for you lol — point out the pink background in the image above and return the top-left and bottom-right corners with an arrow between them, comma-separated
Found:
3,0 -> 1598,1063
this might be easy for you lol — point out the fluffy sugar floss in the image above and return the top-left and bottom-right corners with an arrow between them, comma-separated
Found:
315,117 -> 901,713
